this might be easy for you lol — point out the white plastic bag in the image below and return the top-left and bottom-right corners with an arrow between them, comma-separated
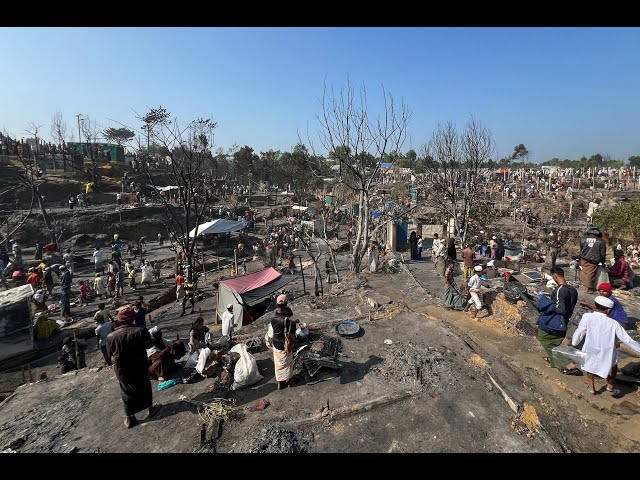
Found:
195,347 -> 212,375
596,265 -> 610,286
230,343 -> 263,390
264,324 -> 274,349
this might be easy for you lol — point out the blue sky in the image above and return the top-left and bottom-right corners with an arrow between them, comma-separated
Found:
1,27 -> 639,163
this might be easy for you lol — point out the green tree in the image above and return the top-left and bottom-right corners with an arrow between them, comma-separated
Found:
628,156 -> 640,168
233,145 -> 259,184
103,127 -> 135,146
593,198 -> 640,242
511,144 -> 529,165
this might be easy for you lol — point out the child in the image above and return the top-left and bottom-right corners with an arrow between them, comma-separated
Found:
79,280 -> 89,306
107,271 -> 115,297
128,267 -> 137,291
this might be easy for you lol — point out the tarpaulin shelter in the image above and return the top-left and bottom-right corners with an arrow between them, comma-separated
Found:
0,284 -> 35,361
216,267 -> 296,330
188,219 -> 246,238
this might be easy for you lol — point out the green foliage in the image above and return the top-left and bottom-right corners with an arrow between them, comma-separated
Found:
511,144 -> 529,161
628,156 -> 640,168
592,198 -> 640,241
103,127 -> 135,146
541,153 -> 625,169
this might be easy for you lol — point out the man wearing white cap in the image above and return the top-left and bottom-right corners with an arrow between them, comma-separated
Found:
463,265 -> 484,320
572,295 -> 640,396
221,303 -> 236,337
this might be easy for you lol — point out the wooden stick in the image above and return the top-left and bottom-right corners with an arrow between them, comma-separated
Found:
284,390 -> 416,427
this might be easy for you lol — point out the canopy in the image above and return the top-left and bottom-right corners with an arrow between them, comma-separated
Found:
154,185 -> 180,192
217,267 -> 297,330
189,219 -> 245,238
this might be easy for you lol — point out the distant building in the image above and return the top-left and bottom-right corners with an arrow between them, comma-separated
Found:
66,142 -> 125,162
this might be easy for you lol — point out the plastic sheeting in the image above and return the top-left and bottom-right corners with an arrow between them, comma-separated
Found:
188,219 -> 245,238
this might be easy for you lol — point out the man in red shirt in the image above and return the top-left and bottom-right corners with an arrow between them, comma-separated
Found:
175,272 -> 184,303
26,267 -> 42,290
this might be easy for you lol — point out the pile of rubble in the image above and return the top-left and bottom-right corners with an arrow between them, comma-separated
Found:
231,425 -> 312,453
373,341 -> 464,396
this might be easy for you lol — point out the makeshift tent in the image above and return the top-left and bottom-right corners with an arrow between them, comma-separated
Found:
216,267 -> 296,330
188,219 -> 246,238
0,284 -> 35,361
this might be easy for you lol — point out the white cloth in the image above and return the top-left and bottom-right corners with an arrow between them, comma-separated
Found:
432,239 -> 444,257
222,310 -> 235,336
572,312 -> 640,379
141,264 -> 154,283
467,274 -> 481,292
469,292 -> 482,309
93,250 -> 103,264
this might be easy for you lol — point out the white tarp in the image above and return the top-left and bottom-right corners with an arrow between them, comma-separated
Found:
188,219 -> 245,238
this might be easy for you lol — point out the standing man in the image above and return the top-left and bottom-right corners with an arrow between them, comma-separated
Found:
431,233 -> 442,270
462,243 -> 476,284
270,294 -> 299,390
93,246 -> 103,274
221,304 -> 236,337
107,307 -> 161,428
60,265 -> 73,323
572,296 -> 640,396
547,231 -> 560,269
63,249 -> 75,275
495,239 -> 505,261
579,227 -> 606,293
536,266 -> 579,374
175,271 -> 184,303
181,278 -> 195,316
34,240 -> 43,261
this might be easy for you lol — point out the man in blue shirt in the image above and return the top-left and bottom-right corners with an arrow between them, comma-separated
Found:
580,282 -> 629,329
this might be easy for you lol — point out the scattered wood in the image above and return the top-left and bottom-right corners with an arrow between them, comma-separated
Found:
284,389 -> 417,427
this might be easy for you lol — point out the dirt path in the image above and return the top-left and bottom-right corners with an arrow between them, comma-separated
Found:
376,259 -> 640,452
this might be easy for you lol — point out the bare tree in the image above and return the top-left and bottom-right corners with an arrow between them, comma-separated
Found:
80,115 -> 102,186
50,112 -> 67,171
312,79 -> 411,272
420,118 -> 494,244
128,107 -> 216,283
0,122 -> 57,246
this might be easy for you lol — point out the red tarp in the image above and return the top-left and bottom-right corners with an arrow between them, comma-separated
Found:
219,267 -> 281,293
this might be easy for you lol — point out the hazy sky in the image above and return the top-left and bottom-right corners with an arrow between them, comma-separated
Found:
1,27 -> 639,162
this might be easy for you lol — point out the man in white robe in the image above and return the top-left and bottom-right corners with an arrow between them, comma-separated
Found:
572,295 -> 640,396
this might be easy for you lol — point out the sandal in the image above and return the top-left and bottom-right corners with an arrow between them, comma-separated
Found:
606,388 -> 621,396
584,384 -> 596,395
559,368 -> 580,375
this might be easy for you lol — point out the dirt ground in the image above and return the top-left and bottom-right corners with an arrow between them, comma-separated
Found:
0,256 -> 563,453
3,227 -> 640,452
